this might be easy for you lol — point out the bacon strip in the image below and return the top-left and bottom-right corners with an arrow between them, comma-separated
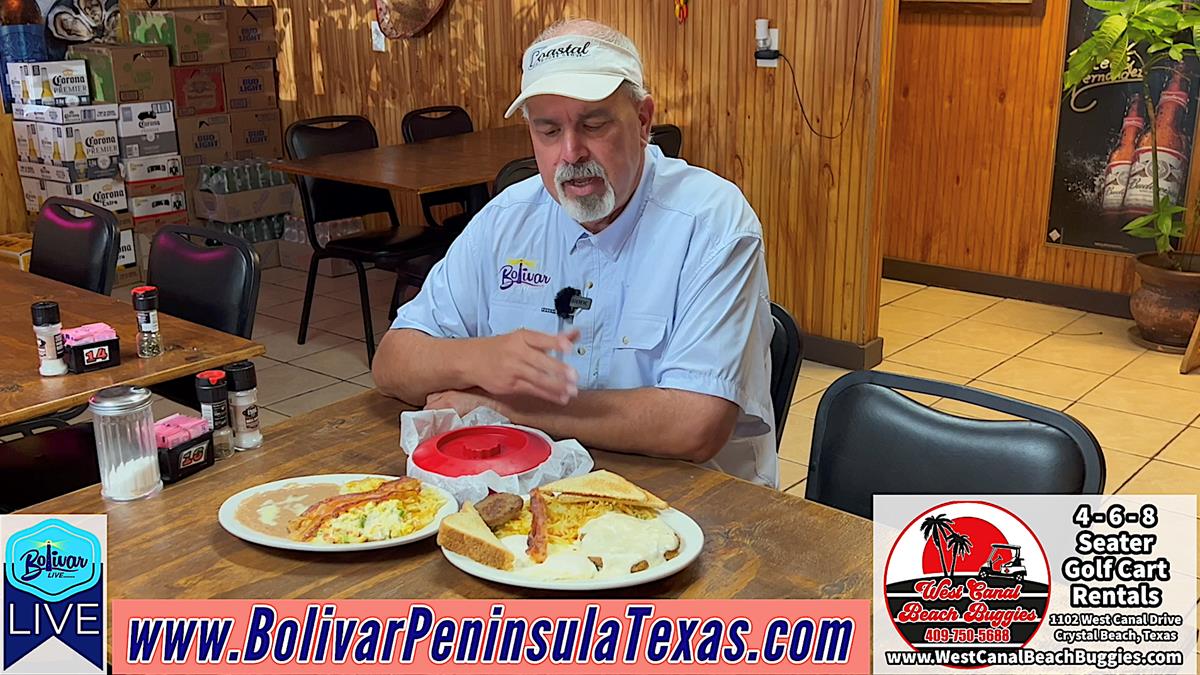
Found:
287,477 -> 420,541
526,489 -> 548,563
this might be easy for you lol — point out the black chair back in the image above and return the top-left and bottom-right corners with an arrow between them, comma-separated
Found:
493,157 -> 540,196
285,115 -> 400,249
402,106 -> 488,222
806,371 -> 1105,519
146,225 -> 260,338
769,302 -> 803,443
29,197 -> 120,294
649,124 -> 683,158
401,105 -> 474,143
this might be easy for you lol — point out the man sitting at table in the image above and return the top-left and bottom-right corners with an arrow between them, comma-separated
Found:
373,19 -> 777,487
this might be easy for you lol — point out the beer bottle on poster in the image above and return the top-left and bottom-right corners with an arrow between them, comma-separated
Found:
1125,65 -> 1192,213
1101,94 -> 1144,213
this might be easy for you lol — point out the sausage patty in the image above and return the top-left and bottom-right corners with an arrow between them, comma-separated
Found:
475,492 -> 525,529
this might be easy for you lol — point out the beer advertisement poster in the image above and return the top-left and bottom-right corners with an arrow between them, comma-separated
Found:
0,0 -> 119,112
1048,0 -> 1200,254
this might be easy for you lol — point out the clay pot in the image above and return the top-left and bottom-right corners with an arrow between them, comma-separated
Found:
1130,252 -> 1200,348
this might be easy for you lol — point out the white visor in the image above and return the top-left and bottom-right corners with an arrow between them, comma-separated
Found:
505,35 -> 644,118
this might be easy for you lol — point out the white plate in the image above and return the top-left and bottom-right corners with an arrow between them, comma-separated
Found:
218,474 -> 458,552
441,508 -> 704,591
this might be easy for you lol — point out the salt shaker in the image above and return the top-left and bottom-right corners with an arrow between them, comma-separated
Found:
195,370 -> 235,459
131,286 -> 163,358
90,386 -> 163,501
224,361 -> 262,450
31,301 -> 67,376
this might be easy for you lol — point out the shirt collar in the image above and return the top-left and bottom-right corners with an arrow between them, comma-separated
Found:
559,145 -> 659,261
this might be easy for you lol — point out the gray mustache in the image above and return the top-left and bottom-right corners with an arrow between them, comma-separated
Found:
555,161 -> 607,183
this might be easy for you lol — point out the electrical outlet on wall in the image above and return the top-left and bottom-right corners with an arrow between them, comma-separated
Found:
757,28 -> 780,68
371,20 -> 387,53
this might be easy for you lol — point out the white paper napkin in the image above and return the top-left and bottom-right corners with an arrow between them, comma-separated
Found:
401,406 -> 593,504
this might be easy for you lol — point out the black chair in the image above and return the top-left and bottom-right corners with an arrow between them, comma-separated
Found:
287,115 -> 455,363
806,371 -> 1105,519
401,106 -> 490,228
0,422 -> 98,513
769,302 -> 803,444
29,196 -> 120,295
493,157 -> 540,196
649,124 -> 683,158
146,225 -> 260,407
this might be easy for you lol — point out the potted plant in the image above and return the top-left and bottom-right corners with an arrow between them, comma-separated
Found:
1064,0 -> 1200,349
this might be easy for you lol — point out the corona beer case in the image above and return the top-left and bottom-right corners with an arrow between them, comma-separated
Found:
13,103 -> 119,125
36,120 -> 121,182
12,119 -> 39,162
117,100 -> 179,159
16,60 -> 90,106
46,177 -> 128,213
122,153 -> 185,197
129,191 -> 188,231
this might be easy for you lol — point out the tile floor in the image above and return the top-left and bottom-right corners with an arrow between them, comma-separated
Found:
110,271 -> 1200,509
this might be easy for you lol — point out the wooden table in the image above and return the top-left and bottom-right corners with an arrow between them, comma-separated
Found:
269,125 -> 534,195
20,390 -> 873,601
0,267 -> 264,427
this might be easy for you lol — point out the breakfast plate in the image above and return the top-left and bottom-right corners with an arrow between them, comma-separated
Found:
218,473 -> 457,553
437,470 -> 704,590
441,507 -> 703,591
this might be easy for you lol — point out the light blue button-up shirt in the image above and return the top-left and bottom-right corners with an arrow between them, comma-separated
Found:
391,145 -> 777,487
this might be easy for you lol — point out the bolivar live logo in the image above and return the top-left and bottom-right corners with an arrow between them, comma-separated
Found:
883,501 -> 1050,660
2,516 -> 106,675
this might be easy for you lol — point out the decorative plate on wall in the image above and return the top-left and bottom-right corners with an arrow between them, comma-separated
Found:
375,0 -> 446,39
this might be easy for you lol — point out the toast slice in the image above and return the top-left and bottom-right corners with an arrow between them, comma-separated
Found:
541,470 -> 669,510
437,502 -> 515,571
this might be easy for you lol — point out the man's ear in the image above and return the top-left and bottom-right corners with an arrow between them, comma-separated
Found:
638,95 -> 656,146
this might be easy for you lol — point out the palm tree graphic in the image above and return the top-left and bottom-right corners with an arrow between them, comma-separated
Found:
920,514 -> 956,578
946,532 -> 974,578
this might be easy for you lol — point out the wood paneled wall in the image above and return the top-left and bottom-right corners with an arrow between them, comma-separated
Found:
886,2 -> 1200,294
2,0 -> 894,348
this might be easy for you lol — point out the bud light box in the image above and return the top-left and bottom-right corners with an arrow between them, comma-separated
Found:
36,120 -> 121,182
222,59 -> 276,111
229,108 -> 282,159
123,153 -> 184,197
177,113 -> 234,167
228,6 -> 278,61
117,100 -> 179,158
13,60 -> 90,106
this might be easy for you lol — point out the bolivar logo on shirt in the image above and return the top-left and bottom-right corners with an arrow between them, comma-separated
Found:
500,258 -> 551,290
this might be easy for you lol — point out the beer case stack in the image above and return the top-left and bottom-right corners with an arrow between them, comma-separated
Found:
129,5 -> 287,246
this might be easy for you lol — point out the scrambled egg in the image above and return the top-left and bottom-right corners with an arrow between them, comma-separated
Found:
315,489 -> 445,544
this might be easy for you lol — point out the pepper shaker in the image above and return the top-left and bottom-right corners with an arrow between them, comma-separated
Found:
31,301 -> 68,376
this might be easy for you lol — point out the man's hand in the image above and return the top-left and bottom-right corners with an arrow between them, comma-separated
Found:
467,328 -> 581,405
425,389 -> 510,418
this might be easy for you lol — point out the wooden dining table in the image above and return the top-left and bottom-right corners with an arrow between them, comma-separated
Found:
0,267 -> 264,427
269,125 -> 534,195
19,389 -> 873,601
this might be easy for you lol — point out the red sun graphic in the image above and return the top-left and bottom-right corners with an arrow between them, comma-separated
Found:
921,516 -> 1009,576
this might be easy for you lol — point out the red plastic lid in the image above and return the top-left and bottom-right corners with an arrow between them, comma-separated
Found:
411,426 -> 552,477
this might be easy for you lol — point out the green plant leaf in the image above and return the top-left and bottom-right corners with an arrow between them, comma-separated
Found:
1125,225 -> 1161,238
1083,0 -> 1129,12
1109,36 -> 1131,77
1123,213 -> 1158,232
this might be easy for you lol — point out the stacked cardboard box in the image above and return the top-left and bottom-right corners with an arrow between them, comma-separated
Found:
131,6 -> 281,227
118,100 -> 187,232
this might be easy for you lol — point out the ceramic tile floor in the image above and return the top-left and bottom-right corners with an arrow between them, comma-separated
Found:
112,271 -> 1200,510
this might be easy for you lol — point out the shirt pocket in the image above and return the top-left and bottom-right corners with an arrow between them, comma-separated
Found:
486,300 -> 558,336
609,312 -> 669,387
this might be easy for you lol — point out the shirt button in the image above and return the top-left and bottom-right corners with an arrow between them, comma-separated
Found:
577,346 -> 587,356
622,336 -> 630,345
586,281 -> 594,289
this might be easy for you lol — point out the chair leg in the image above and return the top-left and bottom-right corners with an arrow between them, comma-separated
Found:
297,251 -> 321,345
389,268 -> 409,322
354,261 -> 375,365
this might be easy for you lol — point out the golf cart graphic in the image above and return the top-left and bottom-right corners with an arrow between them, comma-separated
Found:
977,543 -> 1026,582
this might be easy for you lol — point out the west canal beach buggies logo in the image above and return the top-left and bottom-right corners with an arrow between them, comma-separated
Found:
2,516 -> 105,674
883,502 -> 1050,660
